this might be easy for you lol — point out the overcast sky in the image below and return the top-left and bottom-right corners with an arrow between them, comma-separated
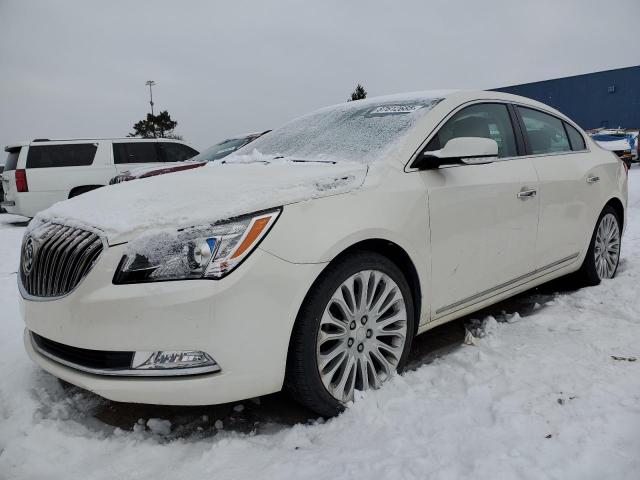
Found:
1,0 -> 639,151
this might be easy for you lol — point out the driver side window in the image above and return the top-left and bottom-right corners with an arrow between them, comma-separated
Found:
426,103 -> 518,158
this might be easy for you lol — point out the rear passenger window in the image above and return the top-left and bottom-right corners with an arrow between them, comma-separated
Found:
4,149 -> 20,171
518,107 -> 571,155
158,142 -> 198,162
564,122 -> 586,151
113,143 -> 160,164
426,103 -> 518,158
26,144 -> 97,168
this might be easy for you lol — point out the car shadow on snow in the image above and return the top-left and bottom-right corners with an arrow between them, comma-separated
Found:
45,275 -> 581,440
0,213 -> 30,228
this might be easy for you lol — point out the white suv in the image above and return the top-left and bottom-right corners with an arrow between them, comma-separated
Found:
1,138 -> 198,217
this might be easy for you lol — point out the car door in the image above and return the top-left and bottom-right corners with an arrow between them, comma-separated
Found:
515,106 -> 602,271
418,102 -> 540,320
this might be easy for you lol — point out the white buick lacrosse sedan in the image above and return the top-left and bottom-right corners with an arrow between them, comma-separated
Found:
20,91 -> 627,416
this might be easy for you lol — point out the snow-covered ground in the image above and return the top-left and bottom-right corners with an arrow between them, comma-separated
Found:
1,170 -> 639,479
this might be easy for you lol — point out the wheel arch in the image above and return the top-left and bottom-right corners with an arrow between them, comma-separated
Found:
296,238 -> 423,337
284,239 -> 423,414
68,185 -> 104,199
604,196 -> 625,230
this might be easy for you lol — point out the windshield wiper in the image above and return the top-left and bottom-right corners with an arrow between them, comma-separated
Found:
289,158 -> 337,164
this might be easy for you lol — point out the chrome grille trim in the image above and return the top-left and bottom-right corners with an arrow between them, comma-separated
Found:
20,222 -> 105,299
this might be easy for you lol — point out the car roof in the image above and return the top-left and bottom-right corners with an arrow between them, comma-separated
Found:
4,138 -> 193,152
28,137 -> 187,143
314,89 -> 567,120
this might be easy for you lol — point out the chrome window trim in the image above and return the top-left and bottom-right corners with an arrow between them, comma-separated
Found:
29,332 -> 221,377
434,252 -> 580,318
433,149 -> 592,170
405,99 -> 590,172
515,103 -> 589,154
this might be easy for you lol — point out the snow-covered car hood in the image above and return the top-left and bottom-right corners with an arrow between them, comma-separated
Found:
35,160 -> 368,243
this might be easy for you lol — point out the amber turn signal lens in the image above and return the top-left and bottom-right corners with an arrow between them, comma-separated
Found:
231,216 -> 272,259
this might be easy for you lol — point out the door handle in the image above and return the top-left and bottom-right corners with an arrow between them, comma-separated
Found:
587,175 -> 600,184
517,189 -> 537,199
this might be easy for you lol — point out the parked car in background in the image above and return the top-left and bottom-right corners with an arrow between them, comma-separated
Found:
589,128 -> 638,166
2,138 -> 198,217
110,131 -> 270,183
19,91 -> 627,417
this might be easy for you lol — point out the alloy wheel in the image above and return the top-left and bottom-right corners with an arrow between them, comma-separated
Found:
594,213 -> 620,279
316,270 -> 408,403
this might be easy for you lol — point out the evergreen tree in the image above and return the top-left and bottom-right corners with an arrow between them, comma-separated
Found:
129,110 -> 181,139
348,83 -> 367,101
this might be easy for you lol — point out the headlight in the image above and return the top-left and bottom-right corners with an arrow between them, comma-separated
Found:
113,209 -> 280,283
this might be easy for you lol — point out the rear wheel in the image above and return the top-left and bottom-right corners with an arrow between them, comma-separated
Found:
576,205 -> 621,286
285,251 -> 415,417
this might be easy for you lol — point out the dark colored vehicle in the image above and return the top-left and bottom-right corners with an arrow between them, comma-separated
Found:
109,131 -> 270,184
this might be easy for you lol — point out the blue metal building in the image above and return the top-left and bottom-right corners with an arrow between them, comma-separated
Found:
494,65 -> 640,129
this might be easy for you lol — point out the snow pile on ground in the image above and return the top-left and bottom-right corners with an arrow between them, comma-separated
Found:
0,171 -> 639,479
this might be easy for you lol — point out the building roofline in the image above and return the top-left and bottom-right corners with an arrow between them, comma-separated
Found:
493,64 -> 640,90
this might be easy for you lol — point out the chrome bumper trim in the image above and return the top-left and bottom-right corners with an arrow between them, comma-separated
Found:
29,332 -> 221,377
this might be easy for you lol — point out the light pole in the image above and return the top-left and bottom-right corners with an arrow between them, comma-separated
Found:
145,80 -> 156,116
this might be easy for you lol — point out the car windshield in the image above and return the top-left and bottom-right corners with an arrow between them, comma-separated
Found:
194,135 -> 260,162
234,97 -> 443,163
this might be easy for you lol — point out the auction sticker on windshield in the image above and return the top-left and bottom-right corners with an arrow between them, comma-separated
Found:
367,104 -> 424,116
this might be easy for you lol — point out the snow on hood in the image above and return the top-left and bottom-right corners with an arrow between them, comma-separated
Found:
35,159 -> 368,243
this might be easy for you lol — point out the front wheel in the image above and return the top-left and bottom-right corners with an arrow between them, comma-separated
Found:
285,251 -> 415,417
576,205 -> 621,286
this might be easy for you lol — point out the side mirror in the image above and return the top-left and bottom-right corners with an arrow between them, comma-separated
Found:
413,137 -> 499,169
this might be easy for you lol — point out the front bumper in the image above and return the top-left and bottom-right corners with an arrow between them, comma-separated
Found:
21,243 -> 326,405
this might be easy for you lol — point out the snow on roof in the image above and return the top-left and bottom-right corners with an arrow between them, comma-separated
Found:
315,89 -> 460,112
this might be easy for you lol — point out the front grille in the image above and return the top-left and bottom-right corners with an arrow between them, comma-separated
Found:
31,332 -> 134,371
20,222 -> 104,298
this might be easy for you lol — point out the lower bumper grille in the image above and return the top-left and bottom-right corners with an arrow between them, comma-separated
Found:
31,332 -> 134,372
29,332 -> 221,377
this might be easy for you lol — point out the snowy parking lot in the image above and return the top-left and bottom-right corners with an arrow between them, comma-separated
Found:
0,169 -> 639,480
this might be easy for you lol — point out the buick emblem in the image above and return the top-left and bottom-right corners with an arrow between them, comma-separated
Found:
22,236 -> 35,276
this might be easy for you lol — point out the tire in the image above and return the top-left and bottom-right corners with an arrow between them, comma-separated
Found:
575,205 -> 622,286
285,251 -> 415,417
